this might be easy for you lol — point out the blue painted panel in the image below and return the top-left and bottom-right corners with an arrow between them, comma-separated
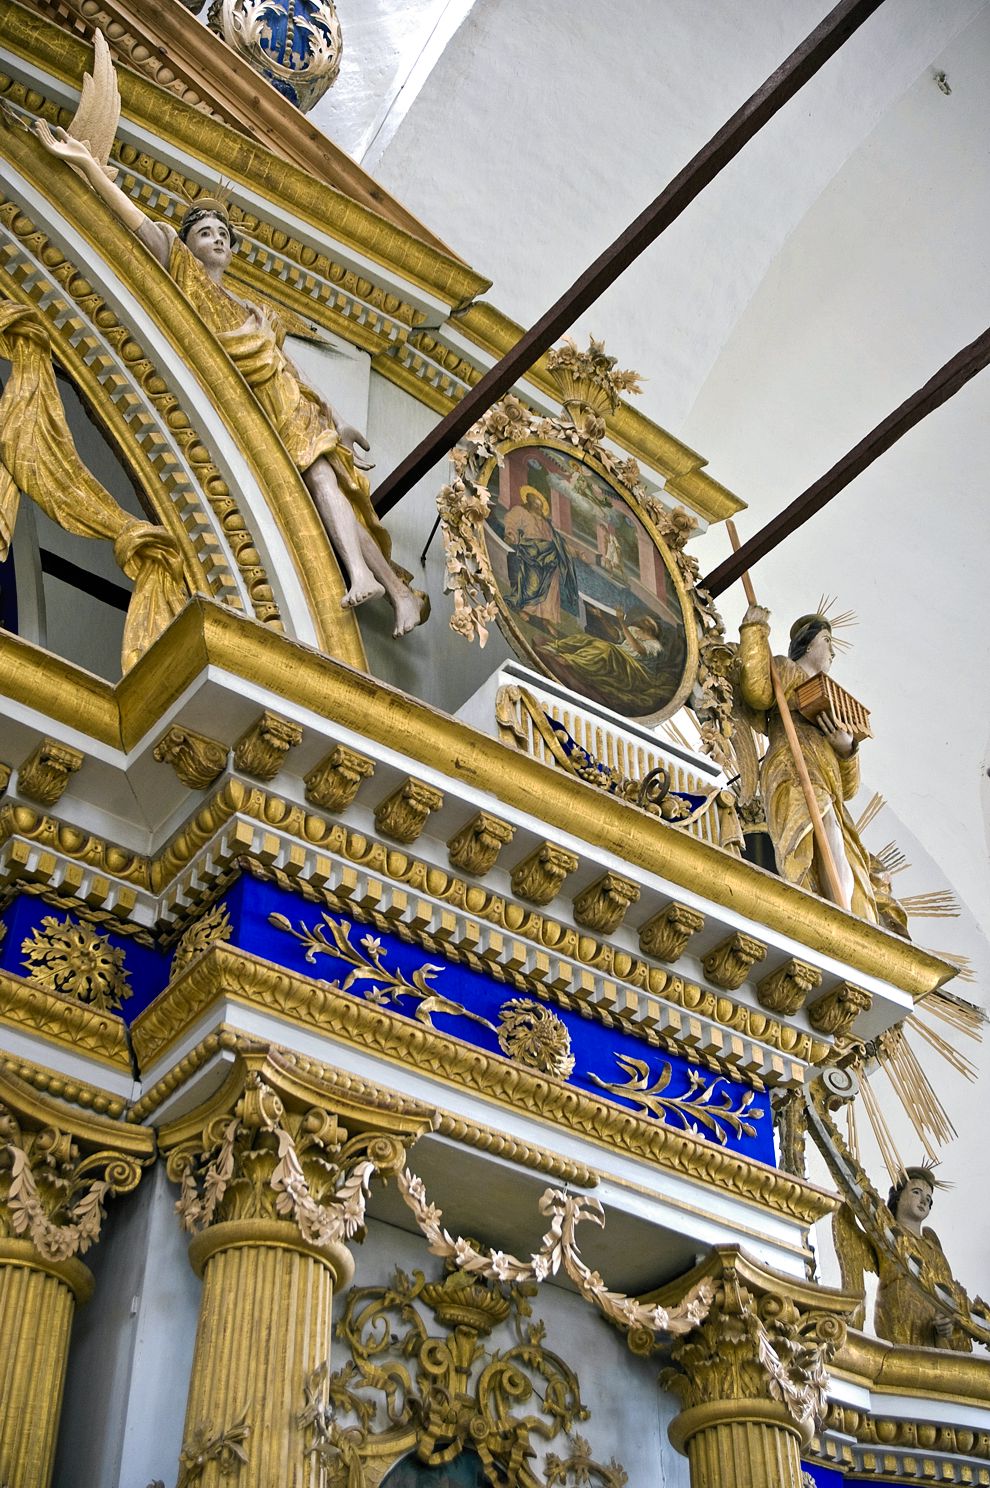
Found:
227,875 -> 775,1164
1,895 -> 169,1023
802,1465 -> 847,1487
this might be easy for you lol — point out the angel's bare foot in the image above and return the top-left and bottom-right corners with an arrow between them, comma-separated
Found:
392,588 -> 425,638
341,570 -> 385,608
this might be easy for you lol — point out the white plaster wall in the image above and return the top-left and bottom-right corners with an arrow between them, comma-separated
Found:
55,1163 -> 200,1488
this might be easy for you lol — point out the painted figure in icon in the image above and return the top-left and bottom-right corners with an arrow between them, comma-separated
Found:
504,484 -> 578,630
538,609 -> 682,715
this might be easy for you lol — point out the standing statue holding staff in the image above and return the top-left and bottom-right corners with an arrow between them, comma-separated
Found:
33,35 -> 426,638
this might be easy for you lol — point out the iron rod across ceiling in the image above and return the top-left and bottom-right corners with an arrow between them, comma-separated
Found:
372,0 -> 886,518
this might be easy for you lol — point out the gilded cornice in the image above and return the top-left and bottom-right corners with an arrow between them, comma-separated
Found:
0,599 -> 956,1001
131,943 -> 835,1228
0,1063 -> 151,1153
455,304 -> 745,524
0,1052 -> 126,1119
0,966 -> 131,1070
832,1328 -> 990,1410
0,114 -> 366,668
1,1 -> 488,306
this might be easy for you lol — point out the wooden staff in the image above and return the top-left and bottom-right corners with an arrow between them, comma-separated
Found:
727,521 -> 849,911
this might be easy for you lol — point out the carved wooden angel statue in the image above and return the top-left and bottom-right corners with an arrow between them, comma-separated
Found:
833,1165 -> 972,1351
734,603 -> 877,921
34,34 -> 426,638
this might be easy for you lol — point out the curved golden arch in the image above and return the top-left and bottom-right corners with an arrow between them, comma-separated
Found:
3,122 -> 366,669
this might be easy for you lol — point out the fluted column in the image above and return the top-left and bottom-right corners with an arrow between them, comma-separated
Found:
163,1050 -> 432,1487
654,1248 -> 854,1488
0,1074 -> 151,1488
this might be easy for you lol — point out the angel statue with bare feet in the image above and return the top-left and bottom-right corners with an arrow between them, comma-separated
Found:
34,34 -> 426,638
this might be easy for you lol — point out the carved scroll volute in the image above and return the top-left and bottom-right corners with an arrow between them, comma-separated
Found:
654,1248 -> 854,1488
0,1071 -> 154,1488
160,1049 -> 435,1488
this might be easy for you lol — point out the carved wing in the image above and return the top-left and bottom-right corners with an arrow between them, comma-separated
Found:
832,1200 -> 878,1328
67,30 -> 120,177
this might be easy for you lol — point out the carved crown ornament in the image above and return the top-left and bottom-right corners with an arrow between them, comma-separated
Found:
310,1258 -> 628,1488
435,338 -> 736,761
0,1067 -> 153,1268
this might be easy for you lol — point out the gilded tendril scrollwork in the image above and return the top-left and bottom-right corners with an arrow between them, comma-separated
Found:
267,911 -> 496,1032
587,1056 -> 763,1147
172,902 -> 234,977
21,914 -> 132,1012
313,1255 -> 627,1488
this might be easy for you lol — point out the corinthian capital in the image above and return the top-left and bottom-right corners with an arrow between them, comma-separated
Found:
656,1248 -> 854,1446
0,1069 -> 153,1265
161,1049 -> 434,1255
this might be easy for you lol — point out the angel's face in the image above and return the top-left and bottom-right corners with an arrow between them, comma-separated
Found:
187,214 -> 233,273
897,1178 -> 934,1226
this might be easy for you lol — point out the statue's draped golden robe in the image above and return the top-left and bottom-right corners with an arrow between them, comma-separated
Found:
737,620 -> 877,922
875,1227 -> 971,1351
139,220 -> 397,568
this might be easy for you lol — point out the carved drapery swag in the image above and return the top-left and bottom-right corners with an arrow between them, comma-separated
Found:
0,301 -> 187,669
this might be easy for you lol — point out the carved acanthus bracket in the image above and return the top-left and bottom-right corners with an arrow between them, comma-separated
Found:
757,959 -> 823,1017
511,842 -> 579,906
657,1248 -> 853,1449
374,778 -> 444,845
233,711 -> 304,782
807,982 -> 872,1038
0,1068 -> 153,1264
702,932 -> 767,991
304,746 -> 375,813
154,725 -> 228,791
161,1049 -> 433,1253
638,902 -> 705,963
573,871 -> 640,935
447,810 -> 516,876
18,739 -> 83,807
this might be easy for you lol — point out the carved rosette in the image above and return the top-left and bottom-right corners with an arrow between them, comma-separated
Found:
702,931 -> 767,991
154,725 -> 228,791
639,902 -> 705,963
757,959 -> 822,1017
659,1251 -> 853,1488
373,777 -> 444,844
447,810 -> 516,876
510,842 -> 579,906
304,745 -> 375,813
233,711 -> 303,781
0,1072 -> 153,1488
573,871 -> 640,935
161,1050 -> 432,1488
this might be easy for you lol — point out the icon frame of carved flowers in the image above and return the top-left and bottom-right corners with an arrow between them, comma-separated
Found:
436,339 -> 735,754
303,1261 -> 627,1488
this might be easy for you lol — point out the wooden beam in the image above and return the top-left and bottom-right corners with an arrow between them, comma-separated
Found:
702,325 -> 990,598
373,0 -> 886,516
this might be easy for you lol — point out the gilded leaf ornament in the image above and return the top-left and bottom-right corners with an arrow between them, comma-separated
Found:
177,1406 -> 251,1488
172,902 -> 234,977
21,914 -> 132,1012
587,1055 -> 764,1147
313,1258 -> 628,1488
267,911 -> 496,1032
395,1168 -> 715,1342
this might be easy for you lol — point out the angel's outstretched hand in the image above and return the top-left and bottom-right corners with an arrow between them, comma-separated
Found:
33,120 -> 96,168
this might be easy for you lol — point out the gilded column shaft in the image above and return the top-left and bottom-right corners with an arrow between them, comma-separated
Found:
181,1223 -> 350,1487
673,1402 -> 806,1488
0,1243 -> 93,1488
